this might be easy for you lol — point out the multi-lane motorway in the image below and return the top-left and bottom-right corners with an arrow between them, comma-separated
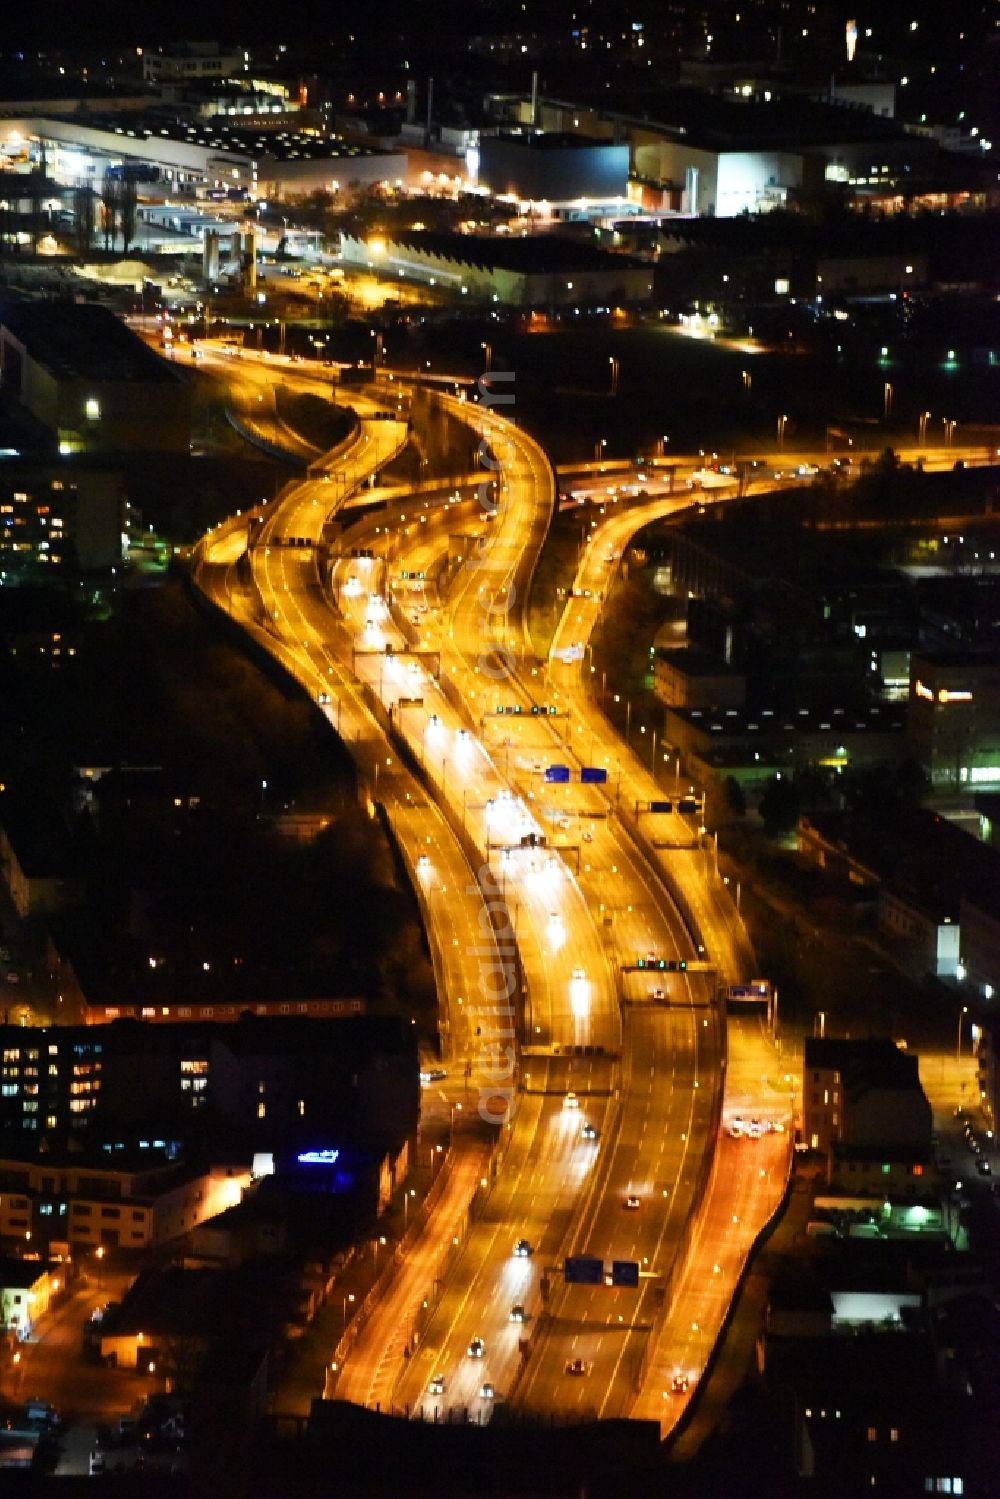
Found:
188,352 -> 976,1433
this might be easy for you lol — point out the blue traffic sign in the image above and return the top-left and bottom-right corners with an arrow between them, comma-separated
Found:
581,767 -> 608,785
565,1255 -> 604,1285
650,799 -> 672,813
544,764 -> 571,784
611,1260 -> 640,1288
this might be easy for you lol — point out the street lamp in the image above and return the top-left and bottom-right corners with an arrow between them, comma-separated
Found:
343,1292 -> 356,1327
918,410 -> 931,446
943,418 -> 956,447
883,381 -> 893,420
957,1005 -> 969,1061
608,356 -> 619,396
658,433 -> 670,457
594,437 -> 607,461
403,1187 -> 417,1228
741,369 -> 751,395
777,414 -> 788,451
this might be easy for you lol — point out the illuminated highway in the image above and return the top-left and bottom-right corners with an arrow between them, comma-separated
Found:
344,383 -> 722,1420
186,351 -> 976,1433
192,368 -> 634,1427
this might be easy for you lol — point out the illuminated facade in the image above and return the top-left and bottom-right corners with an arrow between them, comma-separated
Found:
0,466 -> 127,579
908,651 -> 1000,790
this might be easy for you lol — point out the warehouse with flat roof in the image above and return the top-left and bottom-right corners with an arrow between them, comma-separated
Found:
0,115 -> 407,199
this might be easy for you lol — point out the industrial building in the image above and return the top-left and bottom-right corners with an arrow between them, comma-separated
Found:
485,87 -> 941,216
479,130 -> 630,203
0,299 -> 190,455
0,115 -> 407,200
907,650 -> 1000,791
338,230 -> 653,306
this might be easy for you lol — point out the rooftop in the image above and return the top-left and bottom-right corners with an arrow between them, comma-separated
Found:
373,229 -> 647,275
487,130 -> 623,152
656,646 -> 744,678
911,648 -> 1000,672
532,86 -> 913,154
0,299 -> 182,387
79,113 -> 394,164
672,704 -> 906,734
0,1257 -> 54,1289
804,1037 -> 921,1096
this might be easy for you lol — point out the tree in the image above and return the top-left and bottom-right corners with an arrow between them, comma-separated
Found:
759,775 -> 801,836
723,776 -> 746,817
72,184 -> 95,254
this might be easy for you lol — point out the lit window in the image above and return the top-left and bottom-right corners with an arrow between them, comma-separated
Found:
867,1427 -> 877,1443
257,1101 -> 266,1119
84,397 -> 101,422
890,1428 -> 899,1443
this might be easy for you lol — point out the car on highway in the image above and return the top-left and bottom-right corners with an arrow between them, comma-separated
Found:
671,1373 -> 690,1395
419,1067 -> 447,1084
467,1337 -> 485,1358
728,1118 -> 745,1138
581,1122 -> 599,1141
624,1194 -> 641,1211
977,1159 -> 992,1176
428,1374 -> 446,1396
565,1358 -> 589,1377
479,1382 -> 496,1400
747,1118 -> 765,1139
513,1239 -> 533,1258
651,987 -> 667,1002
564,1092 -> 580,1110
416,853 -> 431,872
509,1304 -> 527,1323
317,691 -> 331,705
